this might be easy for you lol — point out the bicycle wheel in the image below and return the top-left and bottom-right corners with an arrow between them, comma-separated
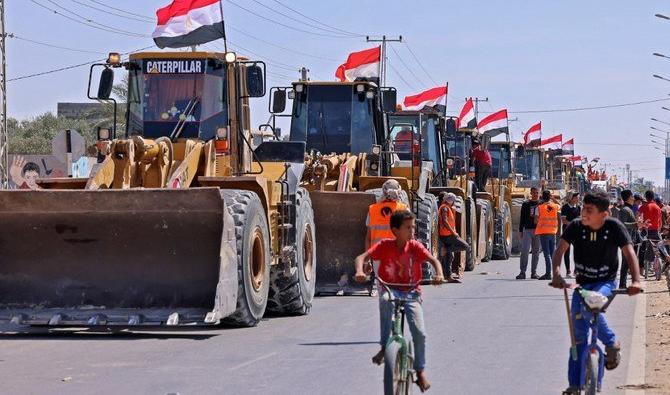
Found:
384,341 -> 409,395
584,352 -> 599,395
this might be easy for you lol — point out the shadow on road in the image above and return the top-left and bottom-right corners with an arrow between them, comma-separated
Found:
0,327 -> 220,340
299,341 -> 378,346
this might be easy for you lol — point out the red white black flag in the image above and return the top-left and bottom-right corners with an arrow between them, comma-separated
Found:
562,138 -> 575,155
541,134 -> 562,150
478,109 -> 509,138
523,122 -> 542,147
153,0 -> 224,49
457,98 -> 476,130
335,46 -> 381,82
403,86 -> 448,111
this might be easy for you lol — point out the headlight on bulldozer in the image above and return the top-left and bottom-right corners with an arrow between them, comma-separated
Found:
107,52 -> 121,66
371,145 -> 381,155
97,127 -> 111,140
224,52 -> 237,63
446,158 -> 454,167
355,84 -> 365,94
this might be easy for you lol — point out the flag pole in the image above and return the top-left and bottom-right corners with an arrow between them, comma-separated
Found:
218,0 -> 228,53
445,82 -> 449,115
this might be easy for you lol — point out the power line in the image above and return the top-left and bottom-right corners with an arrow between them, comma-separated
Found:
7,45 -> 154,82
224,0 -> 355,39
69,0 -> 153,24
271,0 -> 365,37
247,0 -> 357,37
7,33 -> 106,55
227,25 -> 338,62
389,43 -> 426,89
29,0 -> 148,38
88,0 -> 154,21
387,62 -> 417,92
509,98 -> 670,114
403,41 -> 437,86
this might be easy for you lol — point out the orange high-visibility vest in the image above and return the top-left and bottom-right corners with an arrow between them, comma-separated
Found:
368,200 -> 408,246
438,203 -> 456,237
535,202 -> 560,235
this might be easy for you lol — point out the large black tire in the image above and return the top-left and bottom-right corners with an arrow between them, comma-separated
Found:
221,190 -> 271,327
477,199 -> 494,263
464,197 -> 478,271
416,194 -> 439,279
383,341 -> 412,395
511,197 -> 524,255
267,188 -> 316,315
492,201 -> 513,260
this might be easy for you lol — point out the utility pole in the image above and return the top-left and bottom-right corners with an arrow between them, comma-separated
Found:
470,97 -> 489,121
366,35 -> 402,86
0,0 -> 7,189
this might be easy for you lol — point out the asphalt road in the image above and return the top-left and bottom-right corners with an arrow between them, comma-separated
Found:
0,256 -> 643,395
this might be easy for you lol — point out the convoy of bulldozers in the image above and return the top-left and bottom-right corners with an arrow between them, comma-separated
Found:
0,47 -> 582,330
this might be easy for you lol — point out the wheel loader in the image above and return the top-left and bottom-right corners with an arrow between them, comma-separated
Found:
483,140 -> 515,260
433,117 -> 494,274
268,81 -> 440,294
0,50 -> 316,328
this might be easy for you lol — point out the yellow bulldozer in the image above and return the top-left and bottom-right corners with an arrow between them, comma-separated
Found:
268,81 -> 439,294
0,51 -> 317,328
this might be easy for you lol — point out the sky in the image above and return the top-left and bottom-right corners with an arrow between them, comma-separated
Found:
5,0 -> 670,183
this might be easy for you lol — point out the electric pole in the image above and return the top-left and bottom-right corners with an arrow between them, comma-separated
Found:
366,35 -> 402,86
470,97 -> 489,120
0,0 -> 7,189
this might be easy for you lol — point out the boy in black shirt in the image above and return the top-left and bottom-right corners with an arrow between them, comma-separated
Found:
550,192 -> 642,394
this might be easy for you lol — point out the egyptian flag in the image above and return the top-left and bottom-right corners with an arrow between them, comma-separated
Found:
541,134 -> 562,150
335,46 -> 381,82
562,138 -> 575,155
568,155 -> 582,163
523,122 -> 542,147
403,86 -> 448,111
457,98 -> 476,130
153,0 -> 224,49
478,109 -> 508,138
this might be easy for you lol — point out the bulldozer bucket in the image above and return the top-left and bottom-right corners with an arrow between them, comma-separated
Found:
310,191 -> 377,295
0,188 -> 238,327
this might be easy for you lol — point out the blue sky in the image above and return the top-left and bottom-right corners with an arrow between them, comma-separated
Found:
6,0 -> 670,183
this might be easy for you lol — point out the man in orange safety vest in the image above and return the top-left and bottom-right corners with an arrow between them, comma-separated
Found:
535,190 -> 561,280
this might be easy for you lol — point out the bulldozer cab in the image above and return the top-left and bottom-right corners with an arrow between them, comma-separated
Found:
285,81 -> 387,155
488,141 -> 514,181
514,145 -> 544,185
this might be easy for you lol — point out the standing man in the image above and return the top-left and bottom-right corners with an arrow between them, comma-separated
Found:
366,179 -> 408,250
637,190 -> 662,270
471,140 -> 492,192
535,190 -> 561,280
516,187 -> 541,279
560,192 -> 581,278
632,194 -> 643,215
438,192 -> 469,283
618,189 -> 639,288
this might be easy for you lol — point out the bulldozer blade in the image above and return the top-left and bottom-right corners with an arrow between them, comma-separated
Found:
0,188 -> 238,327
311,191 -> 377,295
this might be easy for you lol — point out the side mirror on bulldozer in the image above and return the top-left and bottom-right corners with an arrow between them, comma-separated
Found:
97,67 -> 115,100
271,89 -> 287,113
381,88 -> 397,113
246,63 -> 265,98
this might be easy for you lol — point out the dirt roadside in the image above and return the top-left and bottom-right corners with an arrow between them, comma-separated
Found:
645,279 -> 670,394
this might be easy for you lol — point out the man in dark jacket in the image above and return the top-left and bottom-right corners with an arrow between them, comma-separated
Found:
618,189 -> 638,288
516,187 -> 541,279
560,192 -> 581,278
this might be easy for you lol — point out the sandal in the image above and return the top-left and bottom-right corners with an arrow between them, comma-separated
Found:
562,387 -> 580,394
415,372 -> 431,392
372,348 -> 384,365
605,342 -> 621,370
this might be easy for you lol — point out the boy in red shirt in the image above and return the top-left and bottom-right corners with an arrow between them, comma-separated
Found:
354,209 -> 444,392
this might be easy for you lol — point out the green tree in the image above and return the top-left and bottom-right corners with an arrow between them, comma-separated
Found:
8,112 -> 96,155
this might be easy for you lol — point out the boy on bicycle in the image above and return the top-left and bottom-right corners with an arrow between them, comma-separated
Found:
354,209 -> 445,392
550,192 -> 642,394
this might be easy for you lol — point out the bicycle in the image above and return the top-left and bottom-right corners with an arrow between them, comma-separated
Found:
377,278 -> 445,395
637,234 -> 670,292
562,286 -> 640,395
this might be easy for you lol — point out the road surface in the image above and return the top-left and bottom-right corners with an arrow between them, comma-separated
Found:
0,257 -> 644,395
